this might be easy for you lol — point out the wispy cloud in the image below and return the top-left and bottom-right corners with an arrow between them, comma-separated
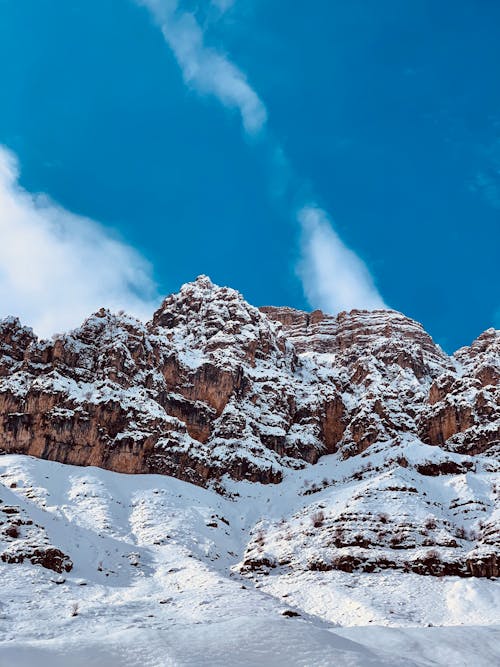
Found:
471,169 -> 500,210
470,135 -> 500,211
297,206 -> 386,313
210,0 -> 234,13
0,146 -> 159,337
139,1 -> 387,315
139,0 -> 267,134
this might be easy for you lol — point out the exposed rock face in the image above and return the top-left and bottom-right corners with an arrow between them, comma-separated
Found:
0,317 -> 37,377
262,306 -> 499,461
418,328 -> 500,457
261,307 -> 437,458
0,278 -> 498,578
259,306 -> 447,377
0,495 -> 72,573
0,277 -> 497,490
0,277 -> 344,486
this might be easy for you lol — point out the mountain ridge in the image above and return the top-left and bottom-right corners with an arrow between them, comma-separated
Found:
0,275 -> 498,580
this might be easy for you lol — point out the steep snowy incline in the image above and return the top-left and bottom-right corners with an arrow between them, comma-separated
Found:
0,454 -> 499,667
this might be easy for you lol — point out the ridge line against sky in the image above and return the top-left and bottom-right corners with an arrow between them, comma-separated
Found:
0,0 -> 388,338
1,0 -> 499,348
138,0 -> 387,314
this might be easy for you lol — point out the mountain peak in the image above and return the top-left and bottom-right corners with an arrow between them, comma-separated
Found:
0,276 -> 498,596
192,273 -> 215,287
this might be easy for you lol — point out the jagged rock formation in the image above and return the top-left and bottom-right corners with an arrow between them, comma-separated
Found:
0,276 -> 498,577
0,276 -> 498,483
419,328 -> 500,457
261,305 -> 498,462
0,489 -> 72,574
0,277 -> 343,486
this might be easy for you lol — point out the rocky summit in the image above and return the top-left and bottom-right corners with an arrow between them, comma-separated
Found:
0,276 -> 499,580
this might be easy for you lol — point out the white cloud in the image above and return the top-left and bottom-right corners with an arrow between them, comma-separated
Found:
297,205 -> 387,314
472,170 -> 500,211
0,146 -> 159,337
140,0 -> 267,134
210,0 -> 234,12
139,2 -> 387,314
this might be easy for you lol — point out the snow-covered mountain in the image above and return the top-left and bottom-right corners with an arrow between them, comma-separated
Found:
0,276 -> 498,665
1,454 -> 499,666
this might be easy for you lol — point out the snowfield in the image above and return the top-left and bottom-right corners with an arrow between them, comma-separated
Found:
0,454 -> 498,666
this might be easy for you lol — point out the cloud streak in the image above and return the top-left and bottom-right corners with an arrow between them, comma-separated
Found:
297,206 -> 386,314
210,0 -> 235,13
140,0 -> 267,134
0,146 -> 159,337
139,0 -> 387,314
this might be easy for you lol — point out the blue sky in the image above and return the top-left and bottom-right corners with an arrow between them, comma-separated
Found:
0,0 -> 499,350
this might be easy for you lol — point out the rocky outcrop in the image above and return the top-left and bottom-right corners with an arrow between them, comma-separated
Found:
260,306 -> 448,376
0,280 -> 498,581
419,329 -> 500,456
0,497 -> 72,573
237,456 -> 499,580
263,305 -> 499,462
0,278 -> 345,486
0,317 -> 37,377
0,276 -> 498,492
262,306 -> 452,459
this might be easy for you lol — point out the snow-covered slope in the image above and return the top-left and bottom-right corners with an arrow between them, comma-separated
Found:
0,454 -> 499,666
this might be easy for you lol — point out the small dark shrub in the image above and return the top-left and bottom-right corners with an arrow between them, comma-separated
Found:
254,529 -> 265,547
331,527 -> 344,546
390,531 -> 404,548
311,510 -> 325,528
282,609 -> 301,617
424,516 -> 437,530
5,524 -> 19,538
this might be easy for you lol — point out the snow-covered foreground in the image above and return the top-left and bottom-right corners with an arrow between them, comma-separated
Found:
0,454 -> 498,666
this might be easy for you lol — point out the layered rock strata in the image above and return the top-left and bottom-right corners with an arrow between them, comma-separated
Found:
0,276 -> 498,577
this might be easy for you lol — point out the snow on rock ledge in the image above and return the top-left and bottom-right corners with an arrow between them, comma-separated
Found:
0,276 -> 500,576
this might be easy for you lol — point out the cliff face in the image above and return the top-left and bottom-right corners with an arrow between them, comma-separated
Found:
0,277 -> 344,486
0,276 -> 497,487
418,328 -> 500,457
261,305 -> 499,462
0,276 -> 498,578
